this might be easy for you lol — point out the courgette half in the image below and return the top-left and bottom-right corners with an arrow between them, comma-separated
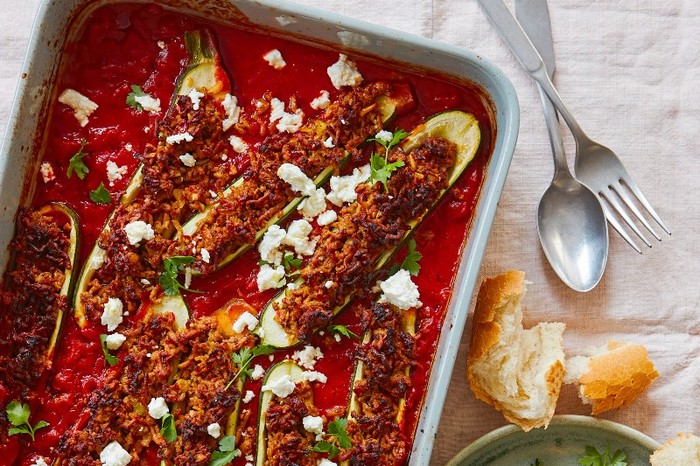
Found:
72,30 -> 229,328
255,360 -> 306,466
254,110 -> 481,348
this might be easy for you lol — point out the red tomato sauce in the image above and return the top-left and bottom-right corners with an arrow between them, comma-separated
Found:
2,3 -> 494,464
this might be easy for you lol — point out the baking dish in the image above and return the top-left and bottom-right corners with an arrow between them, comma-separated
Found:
0,0 -> 519,464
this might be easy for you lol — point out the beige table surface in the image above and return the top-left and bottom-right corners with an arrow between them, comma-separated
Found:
1,1 -> 699,465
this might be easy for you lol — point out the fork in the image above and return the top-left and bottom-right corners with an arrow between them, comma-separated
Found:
478,0 -> 671,253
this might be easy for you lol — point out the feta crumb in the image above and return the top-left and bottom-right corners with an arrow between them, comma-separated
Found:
277,109 -> 304,133
104,333 -> 126,350
58,88 -> 98,127
221,154 -> 228,161
275,15 -> 297,26
292,345 -> 324,370
310,90 -> 331,110
134,94 -> 161,114
334,333 -> 342,342
316,210 -> 337,226
101,298 -> 124,331
207,423 -> 221,439
232,311 -> 259,333
263,49 -> 287,69
318,459 -> 337,466
277,163 -> 315,195
262,374 -> 296,398
323,136 -> 335,148
257,263 -> 286,291
140,278 -> 151,286
188,89 -> 205,111
269,354 -> 275,361
302,415 -> 324,437
283,219 -> 317,256
31,458 -> 49,466
166,132 -> 193,145
179,153 -> 196,167
298,188 -> 327,220
251,364 -> 265,381
147,397 -> 169,420
124,220 -> 155,246
324,280 -> 334,289
300,371 -> 328,384
200,248 -> 210,264
100,441 -> 131,466
242,390 -> 255,404
378,269 -> 422,310
106,161 -> 128,186
90,247 -> 107,269
326,164 -> 371,206
157,40 -> 166,49
287,281 -> 300,290
374,130 -> 393,144
222,94 -> 241,131
258,224 -> 286,265
327,54 -> 363,90
229,135 -> 248,153
124,143 -> 133,151
40,162 -> 55,183
269,98 -> 286,123
246,455 -> 254,462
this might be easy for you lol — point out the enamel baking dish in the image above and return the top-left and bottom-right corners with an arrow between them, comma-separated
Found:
0,0 -> 519,463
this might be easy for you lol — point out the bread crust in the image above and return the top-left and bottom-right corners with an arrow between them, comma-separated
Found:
650,433 -> 700,465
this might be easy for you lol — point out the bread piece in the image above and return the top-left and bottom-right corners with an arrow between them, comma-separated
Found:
467,270 -> 566,431
564,341 -> 659,415
650,433 -> 700,465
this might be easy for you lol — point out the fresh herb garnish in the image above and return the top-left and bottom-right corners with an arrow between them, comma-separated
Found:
160,413 -> 177,443
282,254 -> 302,272
5,401 -> 49,441
227,344 -> 276,388
328,324 -> 359,340
160,256 -> 199,296
126,84 -> 147,111
389,238 -> 422,277
368,129 -> 409,191
312,418 -> 351,459
579,445 -> 627,466
209,435 -> 240,466
66,139 -> 89,180
89,182 -> 112,204
99,334 -> 119,367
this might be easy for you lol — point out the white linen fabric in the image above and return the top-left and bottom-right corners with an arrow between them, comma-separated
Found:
1,1 -> 699,464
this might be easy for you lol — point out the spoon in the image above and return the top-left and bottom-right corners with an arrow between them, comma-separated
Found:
513,0 -> 608,291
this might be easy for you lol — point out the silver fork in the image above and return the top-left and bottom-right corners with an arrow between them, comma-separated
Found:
478,0 -> 671,253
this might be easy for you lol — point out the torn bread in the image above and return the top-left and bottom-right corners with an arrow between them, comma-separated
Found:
564,341 -> 659,415
467,270 -> 565,431
650,433 -> 700,465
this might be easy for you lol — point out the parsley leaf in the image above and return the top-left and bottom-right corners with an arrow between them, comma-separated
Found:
329,324 -> 358,340
209,435 -> 241,466
89,183 -> 112,204
160,413 -> 177,443
5,401 -> 49,441
160,256 -> 199,296
370,154 -> 404,191
313,418 -> 351,459
282,254 -> 302,272
126,84 -> 147,111
227,344 -> 276,388
312,440 -> 340,459
388,238 -> 423,276
99,334 -> 119,367
579,445 -> 627,466
66,139 -> 89,180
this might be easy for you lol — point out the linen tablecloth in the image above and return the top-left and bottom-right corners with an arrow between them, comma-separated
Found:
1,1 -> 699,464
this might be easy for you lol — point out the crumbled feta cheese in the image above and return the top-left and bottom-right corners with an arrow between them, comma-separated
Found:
140,278 -> 151,286
207,423 -> 221,439
200,248 -> 210,264
302,415 -> 324,437
31,458 -> 49,466
318,459 -> 337,466
324,280 -> 334,289
188,89 -> 205,111
232,311 -> 259,333
378,269 -> 422,310
258,224 -> 286,265
300,371 -> 328,384
229,135 -> 248,153
166,132 -> 193,145
334,333 -> 342,342
157,40 -> 166,49
124,143 -> 133,151
242,390 -> 255,404
326,164 -> 371,206
257,263 -> 286,291
246,455 -> 254,462
327,54 -> 363,90
262,374 -> 296,398
147,397 -> 169,420
101,298 -> 124,331
316,210 -> 337,226
251,364 -> 265,381
277,109 -> 304,133
277,163 -> 315,195
292,345 -> 324,370
221,154 -> 228,161
40,162 -> 55,183
283,219 -> 317,256
124,220 -> 155,246
310,90 -> 331,110
58,89 -> 98,127
287,281 -> 300,290
106,161 -> 128,186
134,94 -> 161,113
275,15 -> 297,26
100,441 -> 131,466
90,247 -> 107,269
263,49 -> 287,69
374,130 -> 393,144
104,333 -> 126,350
179,153 -> 196,167
323,136 -> 335,148
269,98 -> 286,123
222,94 -> 241,131
298,188 -> 327,220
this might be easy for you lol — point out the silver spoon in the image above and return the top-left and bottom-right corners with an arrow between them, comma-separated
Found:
513,0 -> 608,291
